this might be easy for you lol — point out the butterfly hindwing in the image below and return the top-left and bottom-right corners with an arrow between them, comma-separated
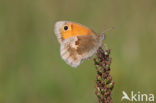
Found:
60,34 -> 104,67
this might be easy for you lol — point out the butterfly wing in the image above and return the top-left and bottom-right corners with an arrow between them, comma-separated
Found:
60,33 -> 104,67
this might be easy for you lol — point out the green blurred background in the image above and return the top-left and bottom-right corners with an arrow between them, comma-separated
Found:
0,0 -> 156,103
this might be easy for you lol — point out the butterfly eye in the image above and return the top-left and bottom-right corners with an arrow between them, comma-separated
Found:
64,26 -> 68,30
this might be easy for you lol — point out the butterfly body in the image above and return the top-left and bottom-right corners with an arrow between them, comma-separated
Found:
54,21 -> 104,67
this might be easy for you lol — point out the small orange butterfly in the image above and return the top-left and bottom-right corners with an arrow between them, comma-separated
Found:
54,21 -> 104,67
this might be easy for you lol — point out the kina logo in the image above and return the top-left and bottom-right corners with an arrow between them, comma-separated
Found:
121,91 -> 154,102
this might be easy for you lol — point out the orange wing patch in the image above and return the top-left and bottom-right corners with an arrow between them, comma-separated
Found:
60,23 -> 92,40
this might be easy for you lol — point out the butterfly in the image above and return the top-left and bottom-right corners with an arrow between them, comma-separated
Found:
54,21 -> 104,67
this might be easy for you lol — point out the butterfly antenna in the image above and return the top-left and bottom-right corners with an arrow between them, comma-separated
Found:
101,27 -> 114,34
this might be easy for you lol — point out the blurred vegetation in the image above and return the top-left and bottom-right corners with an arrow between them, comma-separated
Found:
0,0 -> 156,103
